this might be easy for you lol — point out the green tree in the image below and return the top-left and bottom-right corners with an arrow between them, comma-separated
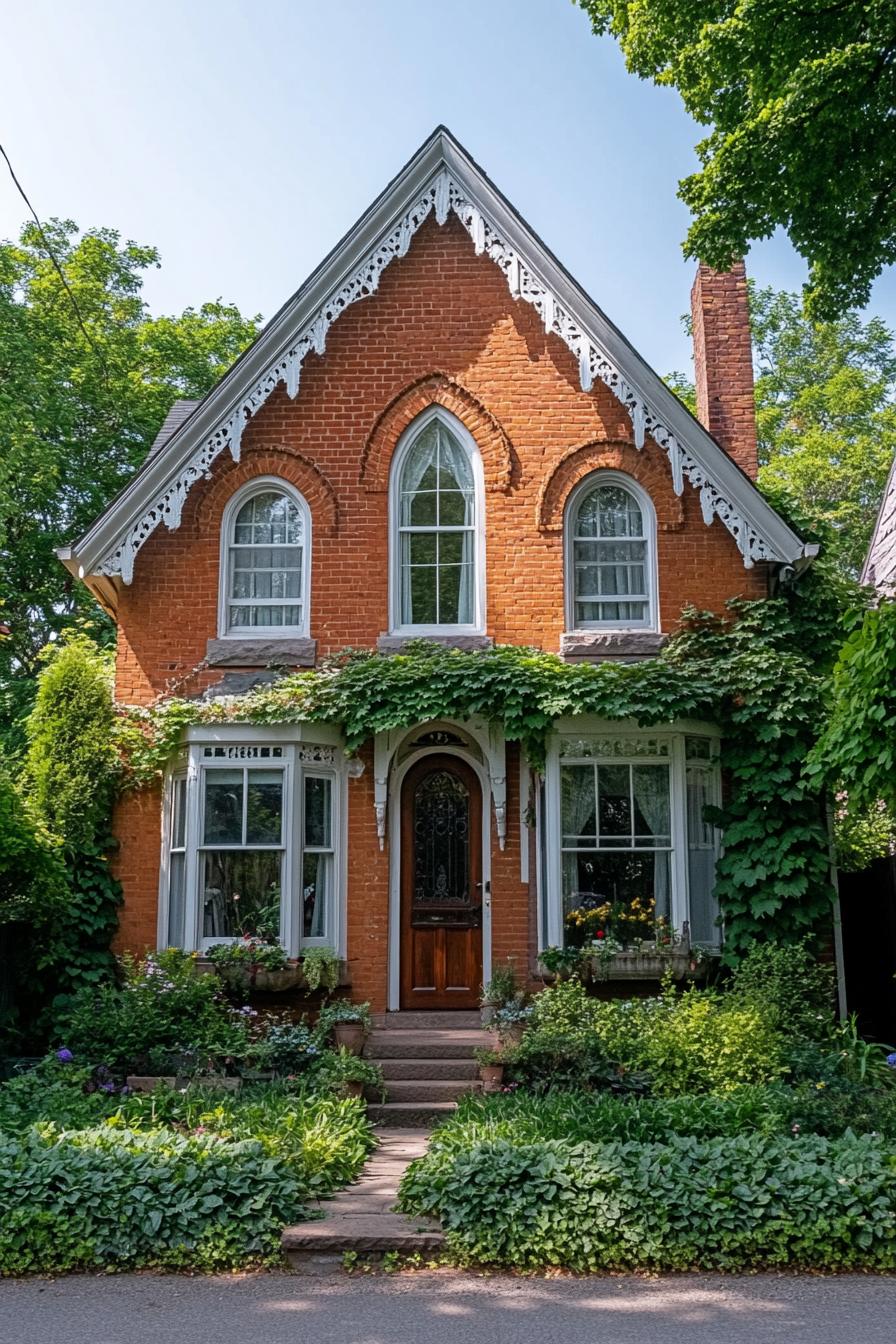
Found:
668,284 -> 896,576
0,219 -> 259,749
578,1 -> 896,318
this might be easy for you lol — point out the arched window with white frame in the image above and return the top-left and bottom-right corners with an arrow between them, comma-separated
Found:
565,472 -> 657,631
218,478 -> 311,637
389,408 -> 485,633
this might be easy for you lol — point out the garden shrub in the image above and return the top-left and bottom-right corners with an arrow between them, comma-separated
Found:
399,1133 -> 896,1271
0,1066 -> 375,1274
729,939 -> 835,1040
0,1123 -> 304,1274
62,949 -> 252,1074
510,978 -> 784,1096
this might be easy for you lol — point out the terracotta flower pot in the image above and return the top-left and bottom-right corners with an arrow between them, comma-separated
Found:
479,1063 -> 504,1093
333,1022 -> 366,1055
343,1079 -> 364,1099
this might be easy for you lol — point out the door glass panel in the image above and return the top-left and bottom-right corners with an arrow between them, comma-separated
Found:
413,770 -> 471,910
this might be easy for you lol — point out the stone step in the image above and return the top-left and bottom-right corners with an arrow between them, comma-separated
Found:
367,1028 -> 491,1060
366,1100 -> 459,1127
370,1078 -> 480,1105
383,1010 -> 483,1030
282,1213 -> 444,1263
378,1056 -> 478,1081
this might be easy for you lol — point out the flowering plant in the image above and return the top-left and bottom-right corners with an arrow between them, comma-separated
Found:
207,936 -> 289,973
565,896 -> 676,950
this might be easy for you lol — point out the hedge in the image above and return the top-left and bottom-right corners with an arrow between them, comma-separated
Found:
399,1133 -> 896,1271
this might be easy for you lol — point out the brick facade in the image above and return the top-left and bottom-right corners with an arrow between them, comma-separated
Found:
109,214 -> 767,1007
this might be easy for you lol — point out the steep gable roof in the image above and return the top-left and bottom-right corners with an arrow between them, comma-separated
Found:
863,451 -> 896,593
59,127 -> 814,598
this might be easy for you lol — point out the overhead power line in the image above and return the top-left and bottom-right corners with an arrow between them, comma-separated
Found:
0,139 -> 102,361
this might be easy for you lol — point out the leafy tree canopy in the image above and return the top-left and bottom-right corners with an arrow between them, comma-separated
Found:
0,219 -> 259,748
669,283 -> 896,576
578,1 -> 896,318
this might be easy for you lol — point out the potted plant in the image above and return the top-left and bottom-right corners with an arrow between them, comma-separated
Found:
321,1047 -> 384,1100
319,1000 -> 371,1054
536,945 -> 586,983
479,960 -> 519,1023
491,998 -> 533,1048
475,1046 -> 506,1093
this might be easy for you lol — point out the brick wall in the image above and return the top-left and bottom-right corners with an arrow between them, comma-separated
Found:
691,260 -> 759,477
109,216 -> 766,1005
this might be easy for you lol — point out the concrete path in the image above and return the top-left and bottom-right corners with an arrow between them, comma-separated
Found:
2,1270 -> 895,1343
282,1127 -> 443,1262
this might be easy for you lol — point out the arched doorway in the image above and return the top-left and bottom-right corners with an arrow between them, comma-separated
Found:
400,754 -> 483,1009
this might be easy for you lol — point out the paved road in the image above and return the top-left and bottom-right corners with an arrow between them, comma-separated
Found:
1,1270 -> 895,1344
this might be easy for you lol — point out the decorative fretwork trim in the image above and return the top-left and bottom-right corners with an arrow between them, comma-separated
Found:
99,169 -> 773,582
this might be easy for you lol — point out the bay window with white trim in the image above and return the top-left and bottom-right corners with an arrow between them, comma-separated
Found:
158,734 -> 344,955
543,725 -> 722,950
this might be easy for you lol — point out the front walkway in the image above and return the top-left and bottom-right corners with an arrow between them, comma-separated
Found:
282,1127 -> 443,1267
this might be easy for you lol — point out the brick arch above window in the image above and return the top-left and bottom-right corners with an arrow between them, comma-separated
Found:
359,374 -> 515,494
191,445 -> 340,539
537,440 -> 684,535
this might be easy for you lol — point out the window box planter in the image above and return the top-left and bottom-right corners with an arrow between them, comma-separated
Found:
213,963 -> 305,995
126,1074 -> 243,1092
589,947 -> 694,981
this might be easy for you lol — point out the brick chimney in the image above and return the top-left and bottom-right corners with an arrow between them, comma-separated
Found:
690,260 -> 758,478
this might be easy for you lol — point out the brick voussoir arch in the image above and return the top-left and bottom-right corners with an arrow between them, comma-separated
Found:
538,439 -> 685,534
191,444 -> 340,537
360,374 -> 515,493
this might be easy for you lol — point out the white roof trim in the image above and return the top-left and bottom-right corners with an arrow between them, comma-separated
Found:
66,127 -> 810,586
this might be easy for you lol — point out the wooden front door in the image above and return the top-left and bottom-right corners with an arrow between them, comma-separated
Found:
400,755 -> 483,1009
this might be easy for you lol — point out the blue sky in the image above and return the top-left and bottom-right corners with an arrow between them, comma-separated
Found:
1,0 -> 893,377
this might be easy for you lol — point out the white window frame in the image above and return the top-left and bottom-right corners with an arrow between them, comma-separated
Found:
564,470 -> 658,633
217,476 -> 312,639
542,720 -> 721,950
157,726 -> 346,957
388,406 -> 486,635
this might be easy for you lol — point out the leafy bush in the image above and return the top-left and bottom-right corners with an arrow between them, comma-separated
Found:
0,1123 -> 303,1274
0,1069 -> 374,1274
62,950 -> 251,1074
510,978 -> 784,1096
730,939 -> 835,1040
399,1132 -> 896,1271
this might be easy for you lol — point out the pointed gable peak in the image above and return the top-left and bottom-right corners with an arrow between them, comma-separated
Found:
64,127 -> 811,588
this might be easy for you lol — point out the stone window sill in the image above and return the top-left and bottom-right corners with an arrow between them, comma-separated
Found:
377,634 -> 493,653
206,637 -> 317,668
560,631 -> 667,662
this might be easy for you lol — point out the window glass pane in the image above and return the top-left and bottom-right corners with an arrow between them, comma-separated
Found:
167,852 -> 186,947
561,765 -> 596,840
246,769 -> 283,844
304,776 -> 332,848
687,764 -> 721,945
172,777 -> 187,849
597,485 -> 643,538
562,851 -> 671,932
202,851 -> 282,940
302,851 -> 331,939
407,532 -> 437,565
632,765 -> 670,840
404,490 -> 438,527
597,764 -> 631,839
203,770 -> 243,844
438,490 -> 473,527
234,491 -> 302,545
407,563 -> 438,625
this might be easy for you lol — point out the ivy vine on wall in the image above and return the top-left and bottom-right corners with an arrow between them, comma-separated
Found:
116,567 -> 846,958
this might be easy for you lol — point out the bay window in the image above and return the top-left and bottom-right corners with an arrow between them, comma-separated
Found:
159,734 -> 343,955
545,727 -> 721,950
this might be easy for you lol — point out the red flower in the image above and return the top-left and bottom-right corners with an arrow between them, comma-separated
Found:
595,930 -> 606,940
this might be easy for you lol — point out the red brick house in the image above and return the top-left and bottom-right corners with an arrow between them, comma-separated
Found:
59,129 -> 815,1013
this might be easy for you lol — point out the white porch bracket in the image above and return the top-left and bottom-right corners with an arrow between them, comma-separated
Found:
372,719 -> 507,851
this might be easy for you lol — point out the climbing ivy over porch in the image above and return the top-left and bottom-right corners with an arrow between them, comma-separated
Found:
119,563 -> 847,959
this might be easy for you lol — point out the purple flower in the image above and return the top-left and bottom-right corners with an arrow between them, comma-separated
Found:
56,1048 -> 74,1063
886,1053 -> 896,1069
99,1082 -> 117,1093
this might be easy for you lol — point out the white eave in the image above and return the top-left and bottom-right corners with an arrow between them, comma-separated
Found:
60,126 -> 813,595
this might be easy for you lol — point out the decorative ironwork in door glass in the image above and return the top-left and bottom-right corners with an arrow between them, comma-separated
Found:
412,769 -> 472,922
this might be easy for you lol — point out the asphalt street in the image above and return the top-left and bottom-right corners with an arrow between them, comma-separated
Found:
0,1269 -> 894,1344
